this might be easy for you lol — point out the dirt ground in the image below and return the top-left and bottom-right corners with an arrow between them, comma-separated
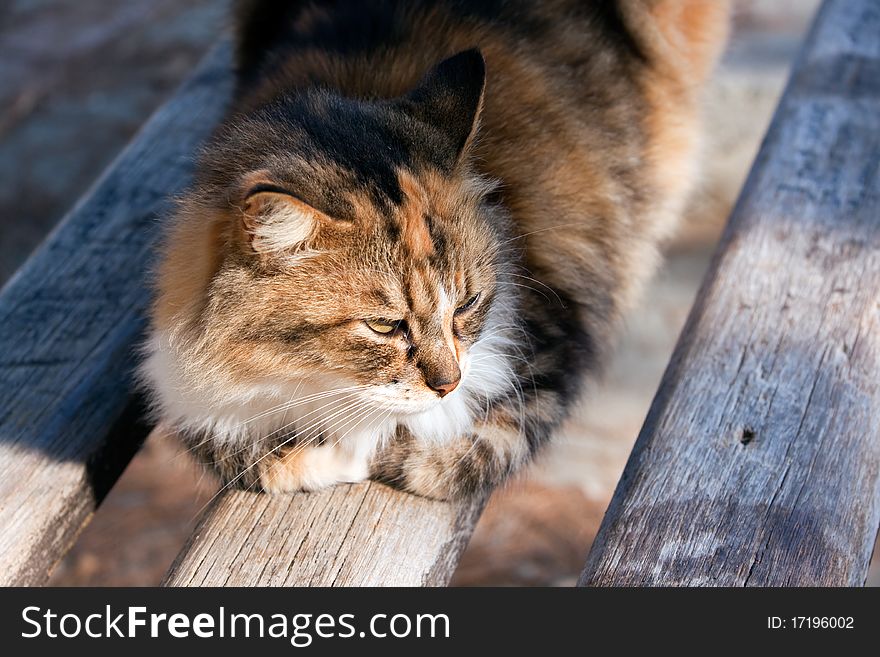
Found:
1,0 -> 875,586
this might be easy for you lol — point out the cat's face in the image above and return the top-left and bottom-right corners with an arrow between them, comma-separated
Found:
205,164 -> 506,416
150,50 -> 516,424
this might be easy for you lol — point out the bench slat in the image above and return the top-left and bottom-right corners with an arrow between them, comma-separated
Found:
580,0 -> 880,587
163,483 -> 485,586
0,45 -> 233,585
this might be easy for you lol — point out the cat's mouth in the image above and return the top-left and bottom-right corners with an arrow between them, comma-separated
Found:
362,384 -> 461,416
372,394 -> 446,416
369,361 -> 471,416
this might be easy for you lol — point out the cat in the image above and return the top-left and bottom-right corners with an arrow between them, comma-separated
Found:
141,0 -> 729,500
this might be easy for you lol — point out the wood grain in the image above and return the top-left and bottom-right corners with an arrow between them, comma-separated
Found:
580,0 -> 880,586
0,44 -> 233,586
163,485 -> 485,586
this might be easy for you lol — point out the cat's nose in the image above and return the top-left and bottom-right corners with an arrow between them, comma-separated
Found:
426,367 -> 461,398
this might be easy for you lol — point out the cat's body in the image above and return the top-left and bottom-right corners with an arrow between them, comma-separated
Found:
142,0 -> 729,499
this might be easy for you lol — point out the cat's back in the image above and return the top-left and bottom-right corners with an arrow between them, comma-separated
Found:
234,1 -> 647,104
232,0 -> 726,185
232,0 -> 729,313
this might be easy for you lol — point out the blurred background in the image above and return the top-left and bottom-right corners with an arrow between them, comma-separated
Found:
1,0 -> 875,586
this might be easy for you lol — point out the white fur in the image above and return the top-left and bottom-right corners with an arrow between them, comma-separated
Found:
141,301 -> 518,490
250,199 -> 316,254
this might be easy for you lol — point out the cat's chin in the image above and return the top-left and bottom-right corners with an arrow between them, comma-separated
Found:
390,400 -> 444,417
360,390 -> 447,417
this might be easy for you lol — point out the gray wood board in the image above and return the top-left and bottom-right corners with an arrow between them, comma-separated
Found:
163,483 -> 486,587
0,44 -> 233,585
580,0 -> 880,586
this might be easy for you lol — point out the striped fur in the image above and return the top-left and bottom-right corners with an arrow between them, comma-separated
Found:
141,0 -> 729,499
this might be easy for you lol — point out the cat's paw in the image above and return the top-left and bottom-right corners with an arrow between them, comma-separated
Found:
370,426 -> 519,501
259,444 -> 369,494
369,448 -> 462,501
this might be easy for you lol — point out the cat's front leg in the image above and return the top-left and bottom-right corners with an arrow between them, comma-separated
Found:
369,411 -> 542,501
260,442 -> 371,493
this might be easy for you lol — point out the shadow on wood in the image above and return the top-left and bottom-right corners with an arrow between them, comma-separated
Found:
0,44 -> 234,586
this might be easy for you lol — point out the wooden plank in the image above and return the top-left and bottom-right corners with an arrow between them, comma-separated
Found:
163,484 -> 485,587
580,0 -> 880,587
0,44 -> 233,586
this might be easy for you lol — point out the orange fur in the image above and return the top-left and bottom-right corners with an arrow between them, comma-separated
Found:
398,170 -> 436,259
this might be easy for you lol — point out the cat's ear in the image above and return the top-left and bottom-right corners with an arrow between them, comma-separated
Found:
238,181 -> 323,258
400,49 -> 486,170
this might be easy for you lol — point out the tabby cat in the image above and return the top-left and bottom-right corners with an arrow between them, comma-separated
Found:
142,0 -> 729,500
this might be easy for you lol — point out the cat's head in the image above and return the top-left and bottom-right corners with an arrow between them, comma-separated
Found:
145,50 -> 518,433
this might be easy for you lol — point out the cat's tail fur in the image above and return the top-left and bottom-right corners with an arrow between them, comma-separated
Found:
620,0 -> 731,83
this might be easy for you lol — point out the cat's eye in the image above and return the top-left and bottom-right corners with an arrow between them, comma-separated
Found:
455,293 -> 480,315
245,182 -> 296,199
365,319 -> 405,336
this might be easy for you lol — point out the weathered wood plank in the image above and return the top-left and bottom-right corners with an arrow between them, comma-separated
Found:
163,483 -> 485,587
0,44 -> 233,586
580,0 -> 880,587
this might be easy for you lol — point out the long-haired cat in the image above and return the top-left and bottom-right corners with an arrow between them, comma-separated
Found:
142,0 -> 729,500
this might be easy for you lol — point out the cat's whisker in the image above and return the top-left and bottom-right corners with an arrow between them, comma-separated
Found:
168,383 -> 373,462
472,324 -> 525,341
178,387 -> 368,463
507,273 -> 565,307
242,391 -> 370,455
497,222 -> 584,247
241,400 -> 384,496
239,405 -> 373,496
205,389 -> 367,464
258,393 -> 379,464
304,404 -> 392,466
192,397 -> 379,515
244,398 -> 383,490
237,384 -> 371,427
287,398 -> 376,454
496,281 -> 554,304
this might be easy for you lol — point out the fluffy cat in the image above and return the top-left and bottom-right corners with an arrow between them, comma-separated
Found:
142,0 -> 729,500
